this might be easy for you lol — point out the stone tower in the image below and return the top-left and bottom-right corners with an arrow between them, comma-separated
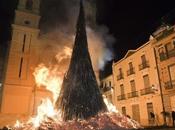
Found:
1,0 -> 43,114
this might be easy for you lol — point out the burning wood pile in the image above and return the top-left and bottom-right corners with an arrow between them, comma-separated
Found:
1,113 -> 141,130
37,113 -> 140,130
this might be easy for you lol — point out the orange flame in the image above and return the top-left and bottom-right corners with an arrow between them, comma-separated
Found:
13,45 -> 140,129
33,64 -> 63,103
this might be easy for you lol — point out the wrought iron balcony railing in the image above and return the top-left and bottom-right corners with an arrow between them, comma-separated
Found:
127,68 -> 135,76
165,81 -> 173,89
156,28 -> 174,41
117,94 -> 126,101
127,91 -> 139,98
102,86 -> 112,93
139,61 -> 150,70
164,80 -> 175,90
159,49 -> 175,61
117,74 -> 124,81
140,87 -> 155,95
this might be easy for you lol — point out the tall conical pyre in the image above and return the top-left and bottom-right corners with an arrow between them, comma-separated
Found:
57,0 -> 107,121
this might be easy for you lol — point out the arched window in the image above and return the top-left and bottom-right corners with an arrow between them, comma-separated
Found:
26,0 -> 33,10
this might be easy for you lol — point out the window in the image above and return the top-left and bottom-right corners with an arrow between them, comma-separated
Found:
117,84 -> 126,100
127,62 -> 135,75
141,54 -> 146,63
128,80 -> 138,98
26,0 -> 33,10
119,68 -> 122,75
122,106 -> 126,115
120,84 -> 125,95
139,54 -> 149,70
158,47 -> 167,61
143,75 -> 150,88
129,62 -> 133,69
147,103 -> 154,124
109,81 -> 111,87
130,80 -> 136,92
117,68 -> 124,80
165,42 -> 175,57
169,64 -> 175,83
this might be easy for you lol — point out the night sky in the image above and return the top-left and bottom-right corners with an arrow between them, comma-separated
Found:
0,0 -> 175,78
97,0 -> 175,60
97,0 -> 175,77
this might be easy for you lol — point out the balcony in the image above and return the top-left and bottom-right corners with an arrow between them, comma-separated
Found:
156,28 -> 174,41
139,61 -> 149,70
164,80 -> 175,90
117,74 -> 124,81
160,49 -> 175,61
127,91 -> 139,98
127,68 -> 135,76
167,49 -> 175,58
117,94 -> 126,101
101,86 -> 112,93
140,87 -> 155,95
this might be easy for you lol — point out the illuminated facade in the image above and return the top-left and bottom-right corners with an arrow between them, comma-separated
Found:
110,24 -> 175,126
152,25 -> 175,115
112,42 -> 164,126
100,75 -> 114,103
0,0 -> 52,114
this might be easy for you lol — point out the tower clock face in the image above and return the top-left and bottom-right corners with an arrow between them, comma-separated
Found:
24,20 -> 31,25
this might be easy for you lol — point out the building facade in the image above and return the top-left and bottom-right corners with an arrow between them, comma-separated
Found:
152,25 -> 175,114
100,75 -> 114,103
106,24 -> 175,126
112,41 -> 164,126
0,0 -> 52,115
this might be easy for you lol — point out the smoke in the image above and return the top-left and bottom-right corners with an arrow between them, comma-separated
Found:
38,0 -> 115,77
87,26 -> 114,70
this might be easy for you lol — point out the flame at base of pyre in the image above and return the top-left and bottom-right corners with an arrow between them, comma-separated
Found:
7,112 -> 141,130
0,45 -> 142,130
0,56 -> 142,130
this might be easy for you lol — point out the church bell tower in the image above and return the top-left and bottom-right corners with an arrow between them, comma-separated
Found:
1,0 -> 41,114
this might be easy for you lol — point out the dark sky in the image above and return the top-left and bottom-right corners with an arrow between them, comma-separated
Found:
0,0 -> 175,77
97,0 -> 175,77
97,0 -> 175,60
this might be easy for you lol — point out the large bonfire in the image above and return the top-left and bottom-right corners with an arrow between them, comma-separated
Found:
1,1 -> 141,130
